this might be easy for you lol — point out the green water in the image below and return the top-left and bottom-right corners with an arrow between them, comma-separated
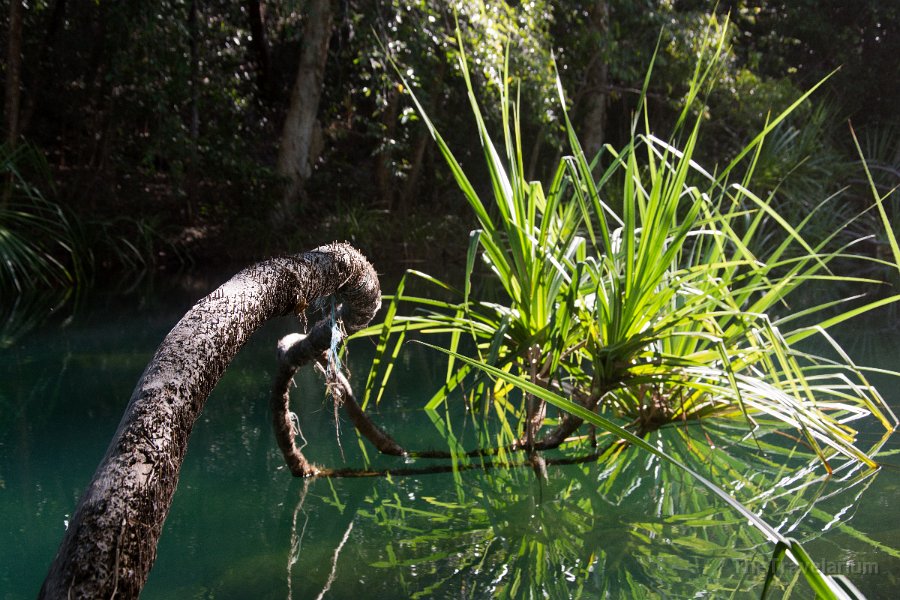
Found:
1,283 -> 898,599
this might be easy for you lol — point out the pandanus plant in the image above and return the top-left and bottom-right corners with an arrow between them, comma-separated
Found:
356,19 -> 899,599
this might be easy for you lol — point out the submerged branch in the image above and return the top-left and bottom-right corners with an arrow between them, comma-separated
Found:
315,443 -> 622,478
332,369 -> 406,456
271,324 -> 404,477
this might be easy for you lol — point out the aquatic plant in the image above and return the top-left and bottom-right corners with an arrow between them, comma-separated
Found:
356,19 -> 900,599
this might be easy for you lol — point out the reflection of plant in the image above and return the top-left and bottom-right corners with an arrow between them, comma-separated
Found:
355,19 -> 900,599
0,142 -> 80,293
350,432 -> 886,599
0,289 -> 73,350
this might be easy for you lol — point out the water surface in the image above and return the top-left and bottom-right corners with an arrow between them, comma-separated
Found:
1,281 -> 898,599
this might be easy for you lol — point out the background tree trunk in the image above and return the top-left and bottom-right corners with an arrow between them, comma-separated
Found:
4,0 -> 24,148
579,0 -> 610,161
39,242 -> 380,599
401,60 -> 445,211
274,0 -> 334,221
374,87 -> 399,209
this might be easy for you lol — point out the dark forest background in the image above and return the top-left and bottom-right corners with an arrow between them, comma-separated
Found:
2,0 -> 898,286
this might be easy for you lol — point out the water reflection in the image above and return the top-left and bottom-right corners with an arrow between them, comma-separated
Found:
0,288 -> 74,350
281,432 -> 887,599
1,287 -> 897,599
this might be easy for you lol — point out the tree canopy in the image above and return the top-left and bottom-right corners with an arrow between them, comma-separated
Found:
2,0 -> 898,280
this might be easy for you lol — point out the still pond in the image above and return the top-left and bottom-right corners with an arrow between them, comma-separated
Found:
1,275 -> 898,599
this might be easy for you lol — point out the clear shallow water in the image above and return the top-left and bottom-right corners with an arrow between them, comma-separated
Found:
1,282 -> 899,599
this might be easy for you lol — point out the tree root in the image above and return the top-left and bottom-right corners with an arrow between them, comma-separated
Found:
272,331 -> 408,476
272,339 -> 605,474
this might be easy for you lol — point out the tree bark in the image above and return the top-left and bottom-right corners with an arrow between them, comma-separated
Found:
580,0 -> 610,161
4,0 -> 24,148
39,242 -> 380,600
274,0 -> 334,220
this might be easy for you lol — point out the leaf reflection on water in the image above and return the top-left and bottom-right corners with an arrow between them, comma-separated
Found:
283,421 -> 893,599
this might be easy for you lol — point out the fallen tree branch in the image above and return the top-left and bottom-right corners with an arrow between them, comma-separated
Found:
40,242 -> 380,599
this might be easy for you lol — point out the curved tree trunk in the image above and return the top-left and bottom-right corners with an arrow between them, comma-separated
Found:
39,242 -> 380,599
